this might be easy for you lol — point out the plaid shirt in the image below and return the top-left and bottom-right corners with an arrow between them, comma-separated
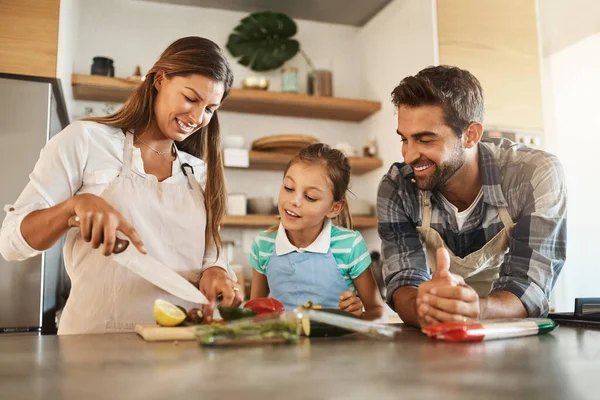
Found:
377,139 -> 567,317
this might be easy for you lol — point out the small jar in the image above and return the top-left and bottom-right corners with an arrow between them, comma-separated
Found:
281,66 -> 298,93
91,57 -> 115,77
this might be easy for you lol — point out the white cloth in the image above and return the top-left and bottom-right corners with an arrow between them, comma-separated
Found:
439,188 -> 484,231
275,219 -> 332,256
0,121 -> 234,334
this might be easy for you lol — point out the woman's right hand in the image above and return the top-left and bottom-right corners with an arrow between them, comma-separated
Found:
70,193 -> 146,256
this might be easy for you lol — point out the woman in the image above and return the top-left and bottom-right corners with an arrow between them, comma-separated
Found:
0,36 -> 241,334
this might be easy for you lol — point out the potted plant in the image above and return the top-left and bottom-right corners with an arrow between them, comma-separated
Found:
226,11 -> 332,96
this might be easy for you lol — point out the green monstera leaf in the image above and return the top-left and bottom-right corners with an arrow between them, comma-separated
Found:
226,11 -> 300,72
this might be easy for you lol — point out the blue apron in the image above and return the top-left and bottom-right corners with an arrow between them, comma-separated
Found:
265,248 -> 350,310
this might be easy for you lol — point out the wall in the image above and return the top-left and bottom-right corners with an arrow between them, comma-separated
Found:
355,0 -> 438,247
57,0 -> 79,118
541,33 -> 600,311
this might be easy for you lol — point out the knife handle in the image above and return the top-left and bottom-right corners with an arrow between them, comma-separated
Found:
67,216 -> 130,254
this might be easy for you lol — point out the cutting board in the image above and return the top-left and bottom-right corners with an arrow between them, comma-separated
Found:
135,314 -> 403,342
135,323 -> 199,342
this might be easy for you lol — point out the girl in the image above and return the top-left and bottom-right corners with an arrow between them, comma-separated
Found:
0,37 -> 241,334
249,144 -> 384,320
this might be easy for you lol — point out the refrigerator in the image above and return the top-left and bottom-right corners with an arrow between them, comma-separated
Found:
0,74 -> 69,334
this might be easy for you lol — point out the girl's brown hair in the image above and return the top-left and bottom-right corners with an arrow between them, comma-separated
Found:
84,36 -> 234,259
283,143 -> 353,229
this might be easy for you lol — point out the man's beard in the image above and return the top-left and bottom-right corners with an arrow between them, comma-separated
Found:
412,141 -> 466,191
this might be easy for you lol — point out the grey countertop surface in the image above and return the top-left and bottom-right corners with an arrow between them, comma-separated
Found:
1,325 -> 599,400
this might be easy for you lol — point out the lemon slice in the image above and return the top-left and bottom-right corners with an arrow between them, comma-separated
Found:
153,299 -> 186,327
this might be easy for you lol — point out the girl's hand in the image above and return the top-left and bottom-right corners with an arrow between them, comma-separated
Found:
338,290 -> 363,317
70,193 -> 146,256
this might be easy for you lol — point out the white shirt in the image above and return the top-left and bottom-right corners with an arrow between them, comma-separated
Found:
0,121 -> 228,272
439,188 -> 484,231
275,219 -> 332,256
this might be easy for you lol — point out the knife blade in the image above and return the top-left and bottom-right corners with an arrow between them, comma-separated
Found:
68,216 -> 208,304
112,247 -> 209,305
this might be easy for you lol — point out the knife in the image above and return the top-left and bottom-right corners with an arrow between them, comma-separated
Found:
68,216 -> 208,304
299,308 -> 402,340
67,216 -> 130,253
112,247 -> 208,305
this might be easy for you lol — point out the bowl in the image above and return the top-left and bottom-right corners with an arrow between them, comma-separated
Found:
241,76 -> 270,90
247,197 -> 276,215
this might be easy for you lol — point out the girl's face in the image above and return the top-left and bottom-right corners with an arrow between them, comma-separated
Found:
278,162 -> 344,233
153,73 -> 224,141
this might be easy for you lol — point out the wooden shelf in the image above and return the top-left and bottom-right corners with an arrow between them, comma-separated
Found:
222,214 -> 378,229
225,150 -> 383,175
72,74 -> 141,103
71,74 -> 381,122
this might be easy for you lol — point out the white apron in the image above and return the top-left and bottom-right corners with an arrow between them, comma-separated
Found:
416,191 -> 515,296
59,132 -> 208,334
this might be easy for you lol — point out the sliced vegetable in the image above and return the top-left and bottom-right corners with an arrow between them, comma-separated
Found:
218,305 -> 257,321
196,315 -> 300,346
154,299 -> 186,327
301,302 -> 359,337
244,298 -> 285,314
184,308 -> 204,325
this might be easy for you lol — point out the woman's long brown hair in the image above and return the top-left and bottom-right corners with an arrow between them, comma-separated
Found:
84,37 -> 234,260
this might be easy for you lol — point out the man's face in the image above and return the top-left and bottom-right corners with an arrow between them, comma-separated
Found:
397,105 -> 466,191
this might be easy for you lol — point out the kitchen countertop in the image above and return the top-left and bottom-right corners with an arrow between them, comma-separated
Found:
1,325 -> 599,400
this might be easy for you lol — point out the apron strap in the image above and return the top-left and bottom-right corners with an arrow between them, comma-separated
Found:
498,207 -> 514,228
122,132 -> 135,174
180,163 -> 205,198
420,190 -> 432,230
172,145 -> 205,197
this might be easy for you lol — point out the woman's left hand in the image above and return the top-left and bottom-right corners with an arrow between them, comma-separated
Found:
199,267 -> 243,323
338,291 -> 363,317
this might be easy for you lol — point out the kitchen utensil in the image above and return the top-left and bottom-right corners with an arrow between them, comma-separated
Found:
135,323 -> 198,342
68,216 -> 208,304
67,216 -> 129,253
251,134 -> 319,154
422,318 -> 558,342
247,197 -> 276,214
299,308 -> 401,340
111,248 -> 209,304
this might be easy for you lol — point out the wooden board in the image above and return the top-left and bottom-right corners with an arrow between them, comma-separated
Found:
71,74 -> 381,122
0,0 -> 60,77
437,0 -> 543,130
135,324 -> 198,342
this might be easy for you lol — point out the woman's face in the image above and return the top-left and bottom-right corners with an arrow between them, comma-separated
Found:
153,73 -> 225,141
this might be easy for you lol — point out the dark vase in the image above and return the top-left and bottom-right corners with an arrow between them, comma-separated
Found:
91,57 -> 115,77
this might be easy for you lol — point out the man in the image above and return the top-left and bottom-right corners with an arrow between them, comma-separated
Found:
377,65 -> 567,327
